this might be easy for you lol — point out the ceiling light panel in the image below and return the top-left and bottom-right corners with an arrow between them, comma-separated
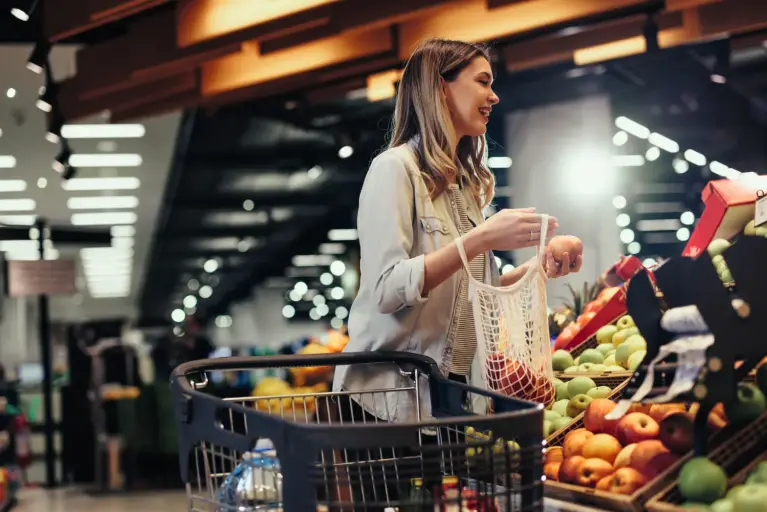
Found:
0,199 -> 36,211
0,215 -> 36,225
81,247 -> 133,298
202,211 -> 269,227
71,212 -> 137,225
111,225 -> 136,237
67,196 -> 139,210
0,180 -> 27,192
0,156 -> 17,169
61,124 -> 146,139
68,154 -> 143,167
63,177 -> 141,191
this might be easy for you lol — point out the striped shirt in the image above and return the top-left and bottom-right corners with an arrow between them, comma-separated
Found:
446,183 -> 485,376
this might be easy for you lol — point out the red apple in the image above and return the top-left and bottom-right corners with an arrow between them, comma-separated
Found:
584,399 -> 621,436
563,429 -> 594,458
485,354 -> 534,398
616,413 -> 660,445
648,403 -> 686,423
576,458 -> 614,488
658,411 -> 694,454
558,455 -> 585,484
629,440 -> 670,478
597,467 -> 648,495
582,434 -> 622,465
544,461 -> 561,481
614,444 -> 636,469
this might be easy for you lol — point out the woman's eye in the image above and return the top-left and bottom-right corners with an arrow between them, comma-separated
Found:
479,80 -> 490,86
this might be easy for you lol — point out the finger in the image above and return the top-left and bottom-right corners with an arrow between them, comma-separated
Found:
510,207 -> 536,213
561,252 -> 571,272
546,252 -> 557,276
572,254 -> 583,272
546,225 -> 557,237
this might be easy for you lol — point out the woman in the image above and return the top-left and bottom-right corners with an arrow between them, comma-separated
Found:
328,39 -> 582,505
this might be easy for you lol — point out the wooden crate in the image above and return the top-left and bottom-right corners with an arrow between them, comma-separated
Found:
646,411 -> 767,511
543,404 -> 761,511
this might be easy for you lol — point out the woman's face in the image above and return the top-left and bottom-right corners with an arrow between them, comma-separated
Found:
443,56 -> 500,139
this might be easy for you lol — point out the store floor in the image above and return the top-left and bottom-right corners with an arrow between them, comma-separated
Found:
15,488 -> 189,511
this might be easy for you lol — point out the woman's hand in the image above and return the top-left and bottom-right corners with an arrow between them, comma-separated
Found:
478,208 -> 558,252
543,248 -> 583,278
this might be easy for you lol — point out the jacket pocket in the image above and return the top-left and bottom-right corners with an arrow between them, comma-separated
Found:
419,216 -> 451,236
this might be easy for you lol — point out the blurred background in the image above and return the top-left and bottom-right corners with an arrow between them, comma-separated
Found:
0,0 -> 764,510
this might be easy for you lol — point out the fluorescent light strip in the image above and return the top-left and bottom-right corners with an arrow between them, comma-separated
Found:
488,156 -> 512,169
71,212 -> 137,225
68,154 -> 143,168
111,225 -> 136,237
0,215 -> 35,225
636,219 -> 682,231
615,117 -> 650,139
327,229 -> 358,241
67,196 -> 139,210
684,149 -> 706,166
63,177 -> 141,191
710,161 -> 741,179
648,132 -> 679,153
61,124 -> 145,139
0,180 -> 26,192
81,247 -> 134,258
0,199 -> 36,211
0,156 -> 17,169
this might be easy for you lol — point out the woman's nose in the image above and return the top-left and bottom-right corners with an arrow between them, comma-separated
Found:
489,91 -> 499,105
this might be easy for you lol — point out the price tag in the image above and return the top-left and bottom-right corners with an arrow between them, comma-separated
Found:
756,190 -> 767,227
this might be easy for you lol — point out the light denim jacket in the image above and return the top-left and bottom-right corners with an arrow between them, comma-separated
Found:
332,140 -> 501,423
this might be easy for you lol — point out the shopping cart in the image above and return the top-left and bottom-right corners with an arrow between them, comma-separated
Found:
171,351 -> 544,511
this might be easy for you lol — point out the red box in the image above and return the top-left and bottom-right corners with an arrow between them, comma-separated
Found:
561,256 -> 646,351
683,178 -> 767,258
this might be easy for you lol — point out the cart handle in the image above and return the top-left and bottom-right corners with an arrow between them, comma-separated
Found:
170,350 -> 442,388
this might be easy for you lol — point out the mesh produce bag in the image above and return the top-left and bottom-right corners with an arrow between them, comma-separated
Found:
455,215 -> 555,406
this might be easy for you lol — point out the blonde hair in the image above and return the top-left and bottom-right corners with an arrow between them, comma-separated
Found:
389,38 -> 495,208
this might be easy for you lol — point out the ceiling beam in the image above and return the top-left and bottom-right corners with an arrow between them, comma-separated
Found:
44,0 -> 173,42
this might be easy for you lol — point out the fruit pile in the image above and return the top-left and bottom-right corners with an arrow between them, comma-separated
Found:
465,427 -> 520,459
552,314 -> 646,374
484,353 -> 555,406
544,400 -> 727,493
676,456 -> 767,511
552,283 -> 620,350
544,376 -> 617,437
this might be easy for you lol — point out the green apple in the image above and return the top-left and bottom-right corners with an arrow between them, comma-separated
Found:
543,420 -> 554,437
606,365 -> 627,372
544,409 -> 562,421
567,376 -> 596,397
587,386 -> 612,399
596,325 -> 618,345
628,350 -> 647,371
616,315 -> 635,330
552,350 -> 575,371
757,364 -> 767,398
555,381 -> 569,400
591,364 -> 606,373
712,254 -> 725,266
566,394 -> 593,418
681,505 -> 712,511
596,343 -> 615,356
573,356 -> 581,366
707,238 -> 731,257
552,399 -> 570,417
710,499 -> 733,512
563,366 -> 578,374
613,326 -> 639,347
616,335 -> 647,368
578,363 -> 597,373
678,457 -> 727,504
726,485 -> 746,502
603,354 -> 617,366
719,267 -> 733,283
745,219 -> 756,236
579,348 -> 605,365
732,484 -> 767,512
725,383 -> 766,427
551,416 -> 572,432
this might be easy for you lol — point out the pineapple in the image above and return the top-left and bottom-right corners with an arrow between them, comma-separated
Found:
550,281 -> 605,335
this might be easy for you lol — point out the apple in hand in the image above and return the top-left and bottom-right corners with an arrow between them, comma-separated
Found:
547,235 -> 583,267
616,413 -> 660,445
659,411 -> 694,454
576,458 -> 614,488
582,433 -> 622,465
596,467 -> 647,495
567,394 -> 593,418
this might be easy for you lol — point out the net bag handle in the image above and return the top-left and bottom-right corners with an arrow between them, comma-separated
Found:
455,213 -> 549,289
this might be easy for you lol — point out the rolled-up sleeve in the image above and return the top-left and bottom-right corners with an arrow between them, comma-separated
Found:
357,152 -> 428,314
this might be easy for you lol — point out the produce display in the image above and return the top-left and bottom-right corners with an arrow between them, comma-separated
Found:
544,377 -> 622,437
551,282 -> 620,350
251,376 -> 328,416
545,399 -> 729,493
677,457 -> 767,511
552,314 -> 645,374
